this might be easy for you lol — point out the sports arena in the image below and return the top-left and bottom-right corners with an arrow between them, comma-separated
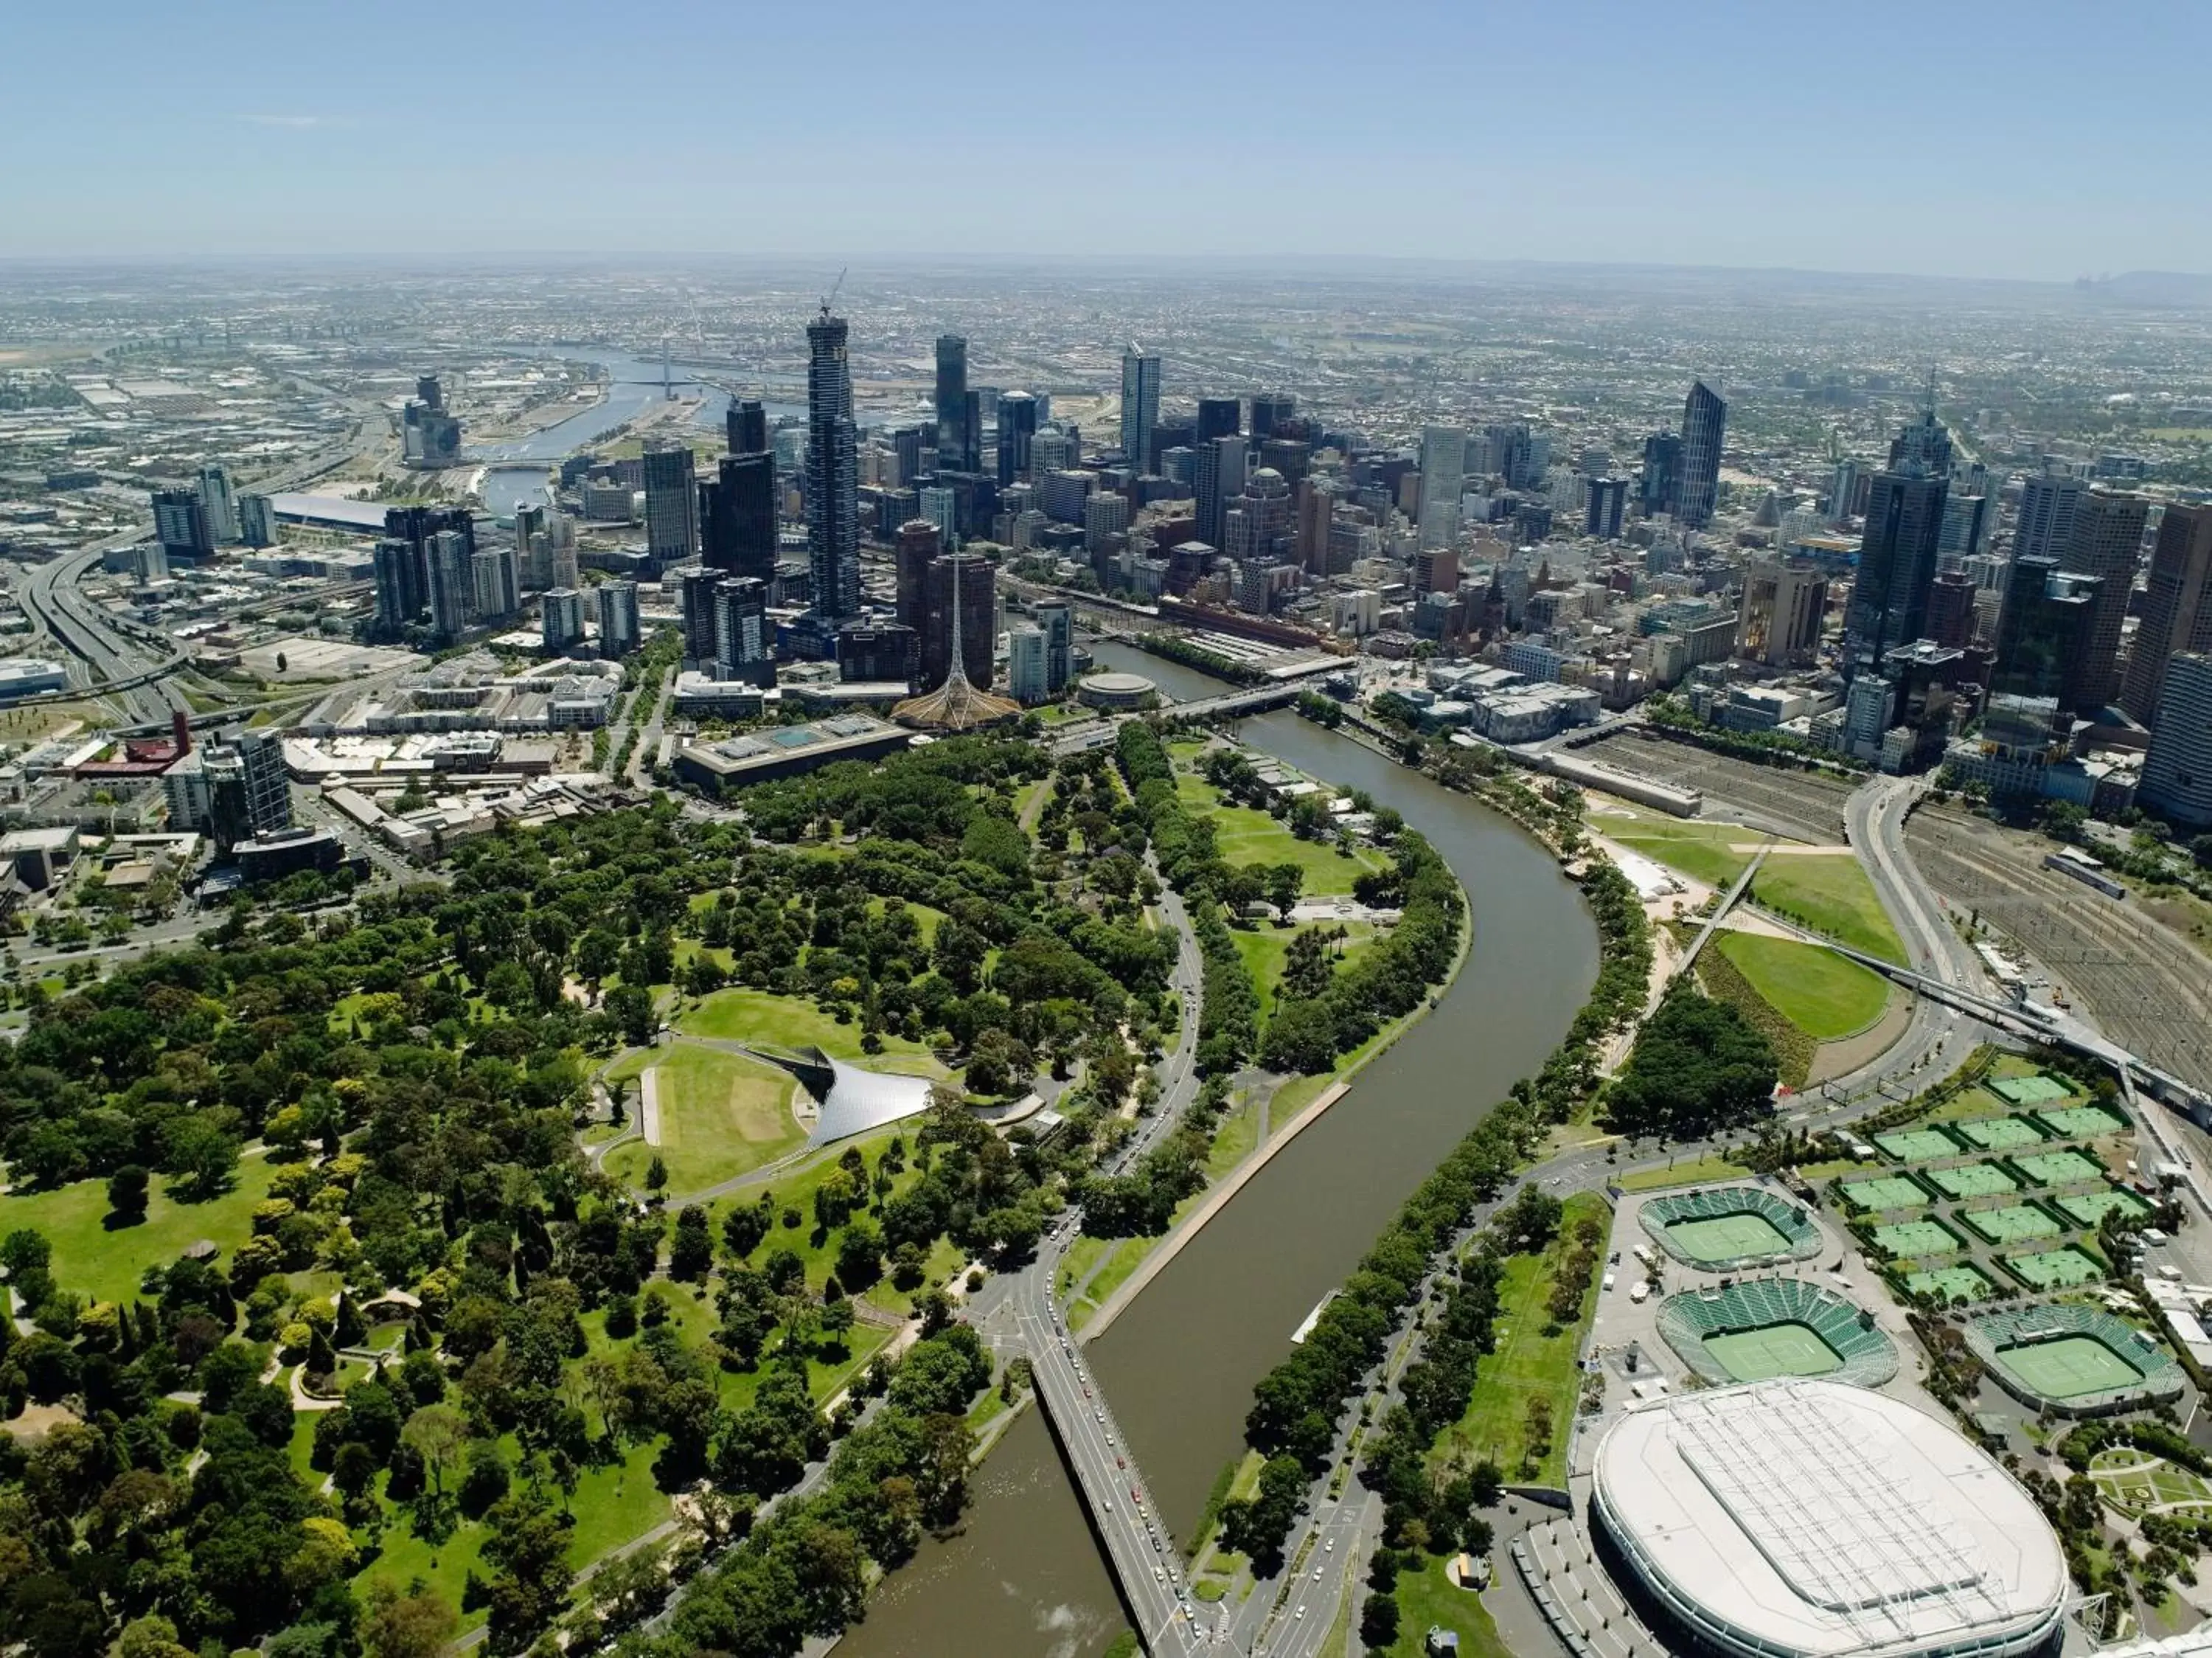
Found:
1638,1185 -> 1823,1272
1592,1379 -> 2068,1658
1655,1278 -> 1898,1387
1968,1304 -> 2187,1417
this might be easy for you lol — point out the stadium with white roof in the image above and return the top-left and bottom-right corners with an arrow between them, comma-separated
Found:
1591,1378 -> 2068,1658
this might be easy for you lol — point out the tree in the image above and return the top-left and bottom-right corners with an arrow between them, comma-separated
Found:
605,982 -> 656,1047
476,1488 -> 574,1652
670,1206 -> 713,1279
1604,989 -> 1778,1141
644,1154 -> 668,1193
360,1584 -> 457,1658
105,1164 -> 150,1225
402,1403 -> 468,1497
1265,862 -> 1304,921
835,1218 -> 883,1290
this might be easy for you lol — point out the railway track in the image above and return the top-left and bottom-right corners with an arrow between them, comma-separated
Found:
1578,732 -> 1856,842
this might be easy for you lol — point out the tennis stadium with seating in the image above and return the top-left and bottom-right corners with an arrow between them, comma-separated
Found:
1656,1278 -> 1899,1387
1966,1305 -> 2185,1416
1639,1187 -> 1824,1271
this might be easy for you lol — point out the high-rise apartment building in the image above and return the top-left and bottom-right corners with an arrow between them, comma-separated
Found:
1845,469 -> 1948,674
597,580 -> 641,657
1418,425 -> 1467,550
1194,434 -> 1247,548
2014,471 -> 2087,565
1992,555 -> 2100,709
152,488 -> 213,564
237,493 -> 275,548
894,518 -> 939,631
1675,380 -> 1726,529
1120,349 -> 1161,475
543,588 -> 585,652
703,451 -> 777,580
426,529 -> 475,639
197,465 -> 240,543
727,398 -> 768,457
372,539 -> 420,639
712,576 -> 774,687
237,729 -> 291,837
1006,624 -> 1049,705
1030,597 -> 1073,694
2065,488 -> 2149,710
935,335 -> 975,473
806,307 -> 862,620
918,552 -> 994,693
996,392 -> 1038,487
642,445 -> 698,573
2121,503 -> 2212,726
1585,476 -> 1629,541
1639,432 -> 1683,519
1733,559 -> 1828,667
2140,654 -> 2212,827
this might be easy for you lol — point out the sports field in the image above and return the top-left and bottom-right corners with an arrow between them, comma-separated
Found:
1997,1334 -> 2143,1401
1955,1116 -> 2045,1152
2014,1148 -> 2105,1188
1712,932 -> 1891,1039
1842,1175 -> 1928,1213
1750,855 -> 1907,964
1876,1128 -> 1959,1163
1927,1162 -> 2019,1200
2008,1246 -> 2105,1289
1906,1264 -> 1995,1303
1666,1212 -> 1792,1265
2057,1187 -> 2153,1227
1873,1220 -> 1961,1258
1992,1074 -> 2074,1106
1705,1322 -> 1842,1381
2038,1103 -> 2127,1140
1962,1204 -> 2062,1244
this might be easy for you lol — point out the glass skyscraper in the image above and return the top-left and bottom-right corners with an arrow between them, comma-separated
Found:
806,308 -> 861,619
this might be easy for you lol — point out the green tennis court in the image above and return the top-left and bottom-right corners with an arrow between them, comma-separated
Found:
1955,1116 -> 2046,1152
1927,1162 -> 2019,1199
2008,1246 -> 2105,1288
1963,1204 -> 2062,1244
1705,1322 -> 1843,1381
2057,1187 -> 2152,1227
1843,1175 -> 1928,1213
1875,1128 -> 1960,1163
2014,1149 -> 2104,1187
1907,1264 -> 1995,1303
1997,1334 -> 2143,1400
2037,1104 -> 2126,1140
1992,1074 -> 2074,1106
1873,1220 -> 1961,1258
1665,1212 -> 1792,1264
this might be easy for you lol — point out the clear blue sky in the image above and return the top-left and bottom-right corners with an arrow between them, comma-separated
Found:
6,0 -> 2207,280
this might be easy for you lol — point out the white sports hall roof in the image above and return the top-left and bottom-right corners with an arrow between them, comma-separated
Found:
1593,1378 -> 2067,1658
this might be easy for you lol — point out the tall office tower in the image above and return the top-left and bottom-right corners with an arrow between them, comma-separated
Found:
894,518 -> 940,629
1409,548 -> 1458,595
2065,488 -> 2149,709
918,551 -> 995,692
1733,558 -> 1829,667
417,374 -> 445,411
1938,493 -> 1987,560
712,576 -> 774,686
642,445 -> 699,573
1418,425 -> 1467,550
889,424 -> 927,485
1639,431 -> 1683,518
196,464 -> 240,543
1084,491 -> 1130,554
551,533 -> 580,592
1007,624 -> 1048,704
1992,555 -> 2100,708
1844,468 -> 1949,674
678,567 -> 720,661
1251,394 -> 1295,439
702,451 -> 777,580
1585,476 -> 1629,541
1029,426 -> 1077,479
426,529 -> 476,639
2141,654 -> 2212,826
1294,476 -> 1336,574
1925,570 -> 1980,650
1120,349 -> 1161,474
1675,380 -> 1726,529
543,588 -> 585,652
935,335 -> 975,472
2014,470 -> 2087,564
1194,434 -> 1248,548
597,580 -> 641,657
1030,596 -> 1073,693
2121,503 -> 2212,726
1888,407 -> 1954,478
1149,415 -> 1194,475
235,729 -> 291,836
806,306 -> 863,620
152,488 -> 213,563
372,539 -> 420,638
514,503 -> 548,587
728,398 -> 768,457
1827,458 -> 1863,524
1195,398 -> 1242,445
996,392 -> 1038,486
237,492 -> 275,547
919,485 -> 958,549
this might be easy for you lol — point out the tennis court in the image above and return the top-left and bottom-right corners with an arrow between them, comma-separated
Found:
1906,1264 -> 1995,1303
1927,1162 -> 2020,1200
1963,1204 -> 2062,1244
1992,1074 -> 2075,1106
1873,1220 -> 1961,1258
2014,1149 -> 2105,1187
1842,1175 -> 1928,1213
1875,1128 -> 1960,1163
2008,1246 -> 2105,1288
1996,1333 -> 2143,1401
1704,1322 -> 1843,1381
2056,1187 -> 2152,1227
1665,1212 -> 1792,1264
2038,1103 -> 2127,1140
1955,1116 -> 2046,1152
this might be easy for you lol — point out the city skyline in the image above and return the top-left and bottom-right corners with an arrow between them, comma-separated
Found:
7,0 -> 2212,280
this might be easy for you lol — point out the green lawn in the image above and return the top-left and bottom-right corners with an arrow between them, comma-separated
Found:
602,1044 -> 804,1193
1750,856 -> 1906,964
679,988 -> 939,1064
1231,919 -> 1375,1021
1618,1154 -> 1750,1192
0,1156 -> 279,1307
1712,932 -> 1891,1039
1593,804 -> 1764,889
1175,772 -> 1380,896
1386,1554 -> 1512,1658
1431,1193 -> 1607,1487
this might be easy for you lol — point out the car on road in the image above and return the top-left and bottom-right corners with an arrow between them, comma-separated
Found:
1295,1607 -> 1306,1620
1116,1454 -> 1125,1468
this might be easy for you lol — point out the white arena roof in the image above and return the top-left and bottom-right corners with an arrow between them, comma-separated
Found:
1593,1378 -> 2067,1658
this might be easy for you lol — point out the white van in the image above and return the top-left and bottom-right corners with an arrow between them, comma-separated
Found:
1602,1272 -> 1617,1293
1630,1280 -> 1652,1304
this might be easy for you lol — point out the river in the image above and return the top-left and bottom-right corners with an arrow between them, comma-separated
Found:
838,642 -> 1600,1658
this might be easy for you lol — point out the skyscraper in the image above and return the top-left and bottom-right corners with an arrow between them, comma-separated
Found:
2014,471 -> 2087,565
806,306 -> 862,620
1888,407 -> 1954,479
1733,559 -> 1828,667
1120,348 -> 1161,475
2121,503 -> 2212,726
703,451 -> 777,580
2140,654 -> 2212,827
237,729 -> 291,836
2064,488 -> 2149,710
1639,432 -> 1683,519
425,529 -> 475,639
895,518 -> 940,630
197,465 -> 240,543
935,335 -> 974,473
1030,597 -> 1073,694
1194,434 -> 1247,549
1845,468 -> 1948,674
1195,398 -> 1241,445
597,580 -> 641,657
712,577 -> 774,687
1251,395 -> 1295,439
1585,476 -> 1629,541
543,589 -> 585,652
918,551 -> 995,693
1991,555 -> 2099,709
1418,425 -> 1467,550
372,538 -> 420,639
727,398 -> 768,457
152,488 -> 212,564
996,392 -> 1038,487
642,445 -> 699,573
1675,380 -> 1726,530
